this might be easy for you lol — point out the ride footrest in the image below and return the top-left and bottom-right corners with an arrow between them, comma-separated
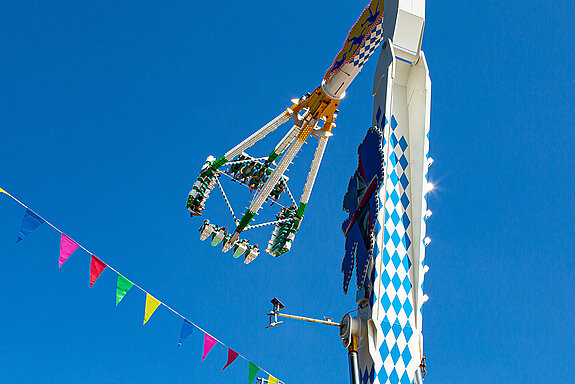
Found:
198,220 -> 259,264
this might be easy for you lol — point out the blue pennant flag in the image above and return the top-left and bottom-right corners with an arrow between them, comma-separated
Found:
178,319 -> 194,347
17,209 -> 44,243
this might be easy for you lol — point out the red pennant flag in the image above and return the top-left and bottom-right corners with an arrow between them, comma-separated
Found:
202,333 -> 218,361
90,255 -> 107,287
221,348 -> 239,371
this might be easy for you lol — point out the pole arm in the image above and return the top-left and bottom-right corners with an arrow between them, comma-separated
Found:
268,312 -> 340,327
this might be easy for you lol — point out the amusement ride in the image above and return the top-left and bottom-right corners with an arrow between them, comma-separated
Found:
187,1 -> 433,384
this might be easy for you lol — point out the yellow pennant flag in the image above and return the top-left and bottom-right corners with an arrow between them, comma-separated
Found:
268,375 -> 279,384
143,293 -> 162,324
0,187 -> 7,195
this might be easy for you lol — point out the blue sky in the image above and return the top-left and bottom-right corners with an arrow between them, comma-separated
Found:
1,1 -> 573,383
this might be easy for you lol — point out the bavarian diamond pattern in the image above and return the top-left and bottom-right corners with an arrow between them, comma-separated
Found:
352,20 -> 385,69
369,112 -> 423,384
360,365 -> 375,384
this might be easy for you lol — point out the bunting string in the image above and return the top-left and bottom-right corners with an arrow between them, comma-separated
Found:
0,187 -> 283,384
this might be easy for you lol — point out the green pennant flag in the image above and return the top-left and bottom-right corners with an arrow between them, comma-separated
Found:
116,274 -> 134,305
248,362 -> 259,384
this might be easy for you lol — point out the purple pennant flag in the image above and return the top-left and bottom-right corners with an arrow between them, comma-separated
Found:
202,333 -> 218,361
59,234 -> 79,267
221,348 -> 239,371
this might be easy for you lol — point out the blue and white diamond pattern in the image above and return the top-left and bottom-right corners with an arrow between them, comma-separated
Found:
370,113 -> 420,384
360,365 -> 375,384
352,20 -> 385,69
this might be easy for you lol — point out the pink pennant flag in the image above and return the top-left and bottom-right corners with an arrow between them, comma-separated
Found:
59,234 -> 79,268
202,333 -> 218,361
221,348 -> 239,371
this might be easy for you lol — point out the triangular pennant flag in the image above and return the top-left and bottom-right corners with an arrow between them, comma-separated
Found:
202,333 -> 218,361
89,255 -> 107,287
268,374 -> 279,384
143,294 -> 162,324
17,209 -> 44,243
0,187 -> 7,195
59,234 -> 79,267
178,319 -> 194,347
116,274 -> 134,305
222,348 -> 240,371
248,362 -> 260,384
